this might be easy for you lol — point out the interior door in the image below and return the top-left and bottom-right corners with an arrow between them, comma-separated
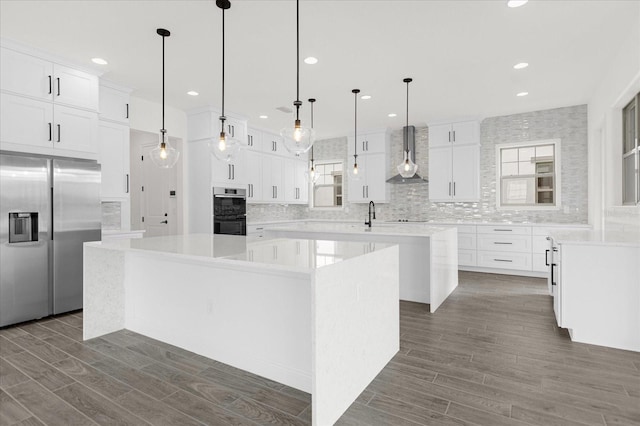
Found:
141,143 -> 177,237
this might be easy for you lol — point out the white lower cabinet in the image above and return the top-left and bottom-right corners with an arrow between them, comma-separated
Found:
476,251 -> 532,271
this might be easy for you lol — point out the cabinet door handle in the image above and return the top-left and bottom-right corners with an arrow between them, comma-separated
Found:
551,263 -> 556,285
366,140 -> 369,151
56,77 -> 60,96
452,130 -> 456,142
366,186 -> 369,198
126,174 -> 129,193
494,229 -> 513,232
494,242 -> 513,245
56,124 -> 61,142
48,122 -> 52,141
362,186 -> 365,198
448,131 -> 451,142
228,165 -> 231,180
232,165 -> 235,180
160,220 -> 168,224
494,259 -> 513,263
48,75 -> 52,94
545,249 -> 549,266
126,103 -> 129,119
449,182 -> 451,196
453,182 -> 456,196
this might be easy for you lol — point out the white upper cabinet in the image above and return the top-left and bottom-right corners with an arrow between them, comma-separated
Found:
347,153 -> 388,203
53,104 -> 98,153
99,84 -> 130,124
283,158 -> 309,204
0,48 -> 98,111
429,121 -> 479,148
262,132 -> 282,155
52,64 -> 98,111
1,47 -> 53,101
246,128 -> 262,151
211,151 -> 246,187
0,93 -> 97,154
262,155 -> 284,202
0,94 -> 53,148
245,150 -> 263,201
187,107 -> 247,145
98,121 -> 130,198
347,130 -> 390,204
428,120 -> 481,202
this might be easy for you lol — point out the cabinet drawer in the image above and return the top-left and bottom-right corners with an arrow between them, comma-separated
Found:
532,253 -> 549,272
477,234 -> 531,252
477,225 -> 531,235
458,249 -> 476,267
456,225 -> 476,234
458,233 -> 476,250
477,251 -> 532,271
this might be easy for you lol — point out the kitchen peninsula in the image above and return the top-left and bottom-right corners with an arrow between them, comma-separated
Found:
264,222 -> 458,312
83,234 -> 399,426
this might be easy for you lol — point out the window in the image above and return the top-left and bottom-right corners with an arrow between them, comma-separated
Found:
312,161 -> 343,208
623,93 -> 639,205
496,139 -> 561,209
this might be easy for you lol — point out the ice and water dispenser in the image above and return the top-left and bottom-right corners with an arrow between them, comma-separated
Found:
8,212 -> 38,243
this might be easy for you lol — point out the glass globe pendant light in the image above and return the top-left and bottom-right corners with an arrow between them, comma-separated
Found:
397,78 -> 418,178
209,0 -> 240,163
304,98 -> 319,184
281,0 -> 315,155
150,28 -> 180,168
348,89 -> 361,181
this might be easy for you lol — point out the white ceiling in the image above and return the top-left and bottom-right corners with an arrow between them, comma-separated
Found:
1,0 -> 638,139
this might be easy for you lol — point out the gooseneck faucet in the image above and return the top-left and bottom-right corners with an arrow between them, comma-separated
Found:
365,200 -> 376,228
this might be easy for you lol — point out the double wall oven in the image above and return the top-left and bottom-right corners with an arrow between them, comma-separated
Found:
213,187 -> 246,235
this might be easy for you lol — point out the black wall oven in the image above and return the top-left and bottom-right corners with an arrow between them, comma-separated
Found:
213,187 -> 247,236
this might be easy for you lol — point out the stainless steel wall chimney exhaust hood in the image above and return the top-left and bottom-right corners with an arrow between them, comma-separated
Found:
386,126 -> 428,184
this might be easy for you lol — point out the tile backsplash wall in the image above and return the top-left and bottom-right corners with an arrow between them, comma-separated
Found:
101,201 -> 122,230
248,104 -> 588,224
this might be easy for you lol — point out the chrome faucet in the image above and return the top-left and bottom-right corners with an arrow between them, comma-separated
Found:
365,200 -> 376,228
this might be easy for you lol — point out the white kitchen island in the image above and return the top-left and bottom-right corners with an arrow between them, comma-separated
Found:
265,222 -> 458,312
83,234 -> 399,426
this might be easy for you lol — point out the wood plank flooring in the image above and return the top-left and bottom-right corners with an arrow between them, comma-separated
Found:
1,271 -> 638,425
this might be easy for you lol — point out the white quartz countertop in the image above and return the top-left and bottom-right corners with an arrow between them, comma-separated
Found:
87,233 -> 396,272
249,219 -> 591,228
550,229 -> 640,247
265,222 -> 454,238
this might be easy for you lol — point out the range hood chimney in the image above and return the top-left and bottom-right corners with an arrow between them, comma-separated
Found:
386,126 -> 428,184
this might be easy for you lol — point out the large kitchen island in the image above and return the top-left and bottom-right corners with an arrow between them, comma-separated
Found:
83,234 -> 399,426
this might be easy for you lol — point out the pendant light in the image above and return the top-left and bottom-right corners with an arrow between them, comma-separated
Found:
150,28 -> 180,168
305,98 -> 319,184
281,0 -> 315,155
397,78 -> 418,178
348,89 -> 361,181
209,0 -> 240,163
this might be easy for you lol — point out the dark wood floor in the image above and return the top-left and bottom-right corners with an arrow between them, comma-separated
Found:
1,271 -> 639,426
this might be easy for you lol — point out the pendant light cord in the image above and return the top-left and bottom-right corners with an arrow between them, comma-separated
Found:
353,89 -> 359,160
221,5 -> 226,132
295,0 -> 300,121
405,80 -> 409,154
310,99 -> 314,162
162,33 -> 165,131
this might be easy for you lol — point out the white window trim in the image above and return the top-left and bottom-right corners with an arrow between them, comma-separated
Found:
310,159 -> 345,211
496,139 -> 562,211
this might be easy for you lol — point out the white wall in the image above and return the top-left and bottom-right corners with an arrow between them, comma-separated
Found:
587,6 -> 640,229
129,96 -> 189,233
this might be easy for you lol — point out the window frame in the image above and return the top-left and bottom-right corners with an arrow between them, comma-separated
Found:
310,159 -> 345,211
622,93 -> 639,205
495,139 -> 562,211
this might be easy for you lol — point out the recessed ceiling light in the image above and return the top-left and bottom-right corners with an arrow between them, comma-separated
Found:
517,91 -> 529,97
361,95 -> 372,100
513,62 -> 529,70
304,57 -> 318,65
388,113 -> 397,117
259,115 -> 268,119
187,91 -> 199,96
91,57 -> 108,65
507,0 -> 528,8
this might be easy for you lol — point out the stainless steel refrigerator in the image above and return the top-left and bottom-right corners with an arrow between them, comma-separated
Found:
0,153 -> 101,327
